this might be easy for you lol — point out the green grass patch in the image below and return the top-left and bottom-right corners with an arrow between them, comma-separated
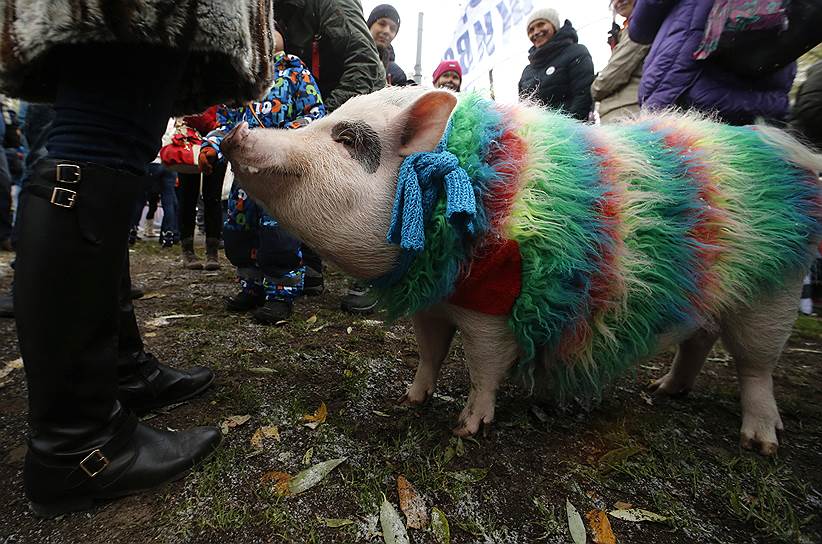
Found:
794,315 -> 822,339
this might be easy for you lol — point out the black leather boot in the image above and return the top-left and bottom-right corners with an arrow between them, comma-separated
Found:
117,253 -> 214,415
15,160 -> 221,518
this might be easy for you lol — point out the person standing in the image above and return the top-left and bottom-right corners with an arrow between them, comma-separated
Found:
432,60 -> 463,91
200,27 -> 326,323
591,0 -> 650,123
0,1 -> 275,517
518,8 -> 595,121
629,0 -> 795,125
367,4 -> 410,86
275,0 -> 386,313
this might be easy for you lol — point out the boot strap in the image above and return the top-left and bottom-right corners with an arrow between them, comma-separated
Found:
28,414 -> 138,484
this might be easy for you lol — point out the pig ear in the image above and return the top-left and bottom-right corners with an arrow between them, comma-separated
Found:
398,91 -> 458,156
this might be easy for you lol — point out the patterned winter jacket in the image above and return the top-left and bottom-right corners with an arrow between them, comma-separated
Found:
203,53 -> 326,161
0,1 -> 275,115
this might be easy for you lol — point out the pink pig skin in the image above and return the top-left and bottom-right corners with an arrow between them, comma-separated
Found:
222,87 -> 817,455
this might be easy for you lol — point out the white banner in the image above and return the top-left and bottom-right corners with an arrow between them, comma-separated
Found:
442,0 -> 534,91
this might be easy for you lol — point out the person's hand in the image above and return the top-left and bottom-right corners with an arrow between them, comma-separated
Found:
198,147 -> 217,175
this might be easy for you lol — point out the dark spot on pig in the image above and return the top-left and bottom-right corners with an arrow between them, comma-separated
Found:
331,121 -> 381,174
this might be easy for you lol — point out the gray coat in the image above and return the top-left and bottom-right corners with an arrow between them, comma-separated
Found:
591,27 -> 650,124
0,1 -> 276,115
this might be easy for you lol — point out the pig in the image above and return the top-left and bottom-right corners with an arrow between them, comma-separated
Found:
221,86 -> 822,456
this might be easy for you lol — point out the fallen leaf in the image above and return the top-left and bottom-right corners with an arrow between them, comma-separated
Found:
586,509 -> 616,544
260,470 -> 292,495
302,402 -> 328,429
306,314 -> 318,325
144,332 -> 158,338
289,458 -> 346,495
566,499 -> 587,544
310,325 -> 327,332
430,508 -> 450,544
145,313 -> 202,328
322,518 -> 354,528
608,508 -> 669,523
275,320 -> 288,326
248,366 -> 276,374
446,468 -> 487,483
614,501 -> 633,511
303,447 -> 314,466
397,476 -> 428,529
346,326 -> 353,334
141,291 -> 166,300
373,410 -> 390,417
599,446 -> 644,467
380,494 -> 410,544
0,358 -> 23,380
250,425 -> 280,449
220,414 -> 251,434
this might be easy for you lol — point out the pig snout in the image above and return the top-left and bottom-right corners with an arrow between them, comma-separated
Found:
220,121 -> 251,160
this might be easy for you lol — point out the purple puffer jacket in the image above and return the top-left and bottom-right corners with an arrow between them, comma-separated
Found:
629,0 -> 796,124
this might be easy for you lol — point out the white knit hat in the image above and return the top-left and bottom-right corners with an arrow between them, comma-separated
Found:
526,8 -> 560,32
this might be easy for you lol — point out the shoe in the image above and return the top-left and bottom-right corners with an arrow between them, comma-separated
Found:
0,293 -> 13,318
181,238 -> 203,270
224,287 -> 265,312
204,238 -> 221,270
160,231 -> 175,248
252,297 -> 293,324
340,280 -> 379,314
26,417 -> 221,518
118,351 -> 214,415
303,266 -> 324,296
128,226 -> 139,246
14,160 -> 221,518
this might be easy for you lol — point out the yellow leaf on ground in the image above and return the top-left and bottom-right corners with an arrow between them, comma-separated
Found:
586,509 -> 616,544
220,414 -> 251,434
306,314 -> 318,325
250,425 -> 280,449
260,470 -> 292,496
397,475 -> 429,529
302,402 -> 328,429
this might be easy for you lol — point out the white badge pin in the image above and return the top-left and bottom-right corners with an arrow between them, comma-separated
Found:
545,66 -> 556,76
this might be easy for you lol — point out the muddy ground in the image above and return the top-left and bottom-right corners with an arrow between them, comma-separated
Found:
1,241 -> 821,544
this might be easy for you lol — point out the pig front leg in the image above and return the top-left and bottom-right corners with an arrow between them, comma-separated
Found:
450,306 -> 518,436
400,307 -> 457,405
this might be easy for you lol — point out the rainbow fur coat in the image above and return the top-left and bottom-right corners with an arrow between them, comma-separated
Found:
377,93 -> 822,400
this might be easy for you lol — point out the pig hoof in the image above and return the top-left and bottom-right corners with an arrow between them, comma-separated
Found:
740,416 -> 783,457
453,408 -> 494,437
648,373 -> 692,397
398,390 -> 431,406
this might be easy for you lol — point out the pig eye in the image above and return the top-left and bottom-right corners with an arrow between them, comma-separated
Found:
330,120 -> 382,174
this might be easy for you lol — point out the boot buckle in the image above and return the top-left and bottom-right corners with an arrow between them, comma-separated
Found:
79,449 -> 110,478
50,187 -> 77,208
55,163 -> 81,184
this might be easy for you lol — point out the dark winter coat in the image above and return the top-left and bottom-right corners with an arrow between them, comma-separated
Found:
383,46 -> 411,86
791,61 -> 822,151
275,0 -> 386,111
629,0 -> 796,124
518,21 -> 595,121
0,1 -> 276,115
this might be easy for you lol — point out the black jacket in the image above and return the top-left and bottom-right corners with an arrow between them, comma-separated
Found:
382,45 -> 411,86
791,61 -> 822,151
518,20 -> 595,121
275,0 -> 385,111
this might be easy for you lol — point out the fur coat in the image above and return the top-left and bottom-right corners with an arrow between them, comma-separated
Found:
0,1 -> 275,115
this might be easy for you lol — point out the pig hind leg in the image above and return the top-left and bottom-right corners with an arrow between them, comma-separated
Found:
401,306 -> 457,405
451,306 -> 518,437
650,329 -> 719,396
719,277 -> 803,456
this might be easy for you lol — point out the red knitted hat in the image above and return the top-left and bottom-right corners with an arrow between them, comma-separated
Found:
432,60 -> 462,83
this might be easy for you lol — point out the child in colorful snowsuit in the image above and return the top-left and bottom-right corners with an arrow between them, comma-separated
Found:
200,44 -> 325,323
